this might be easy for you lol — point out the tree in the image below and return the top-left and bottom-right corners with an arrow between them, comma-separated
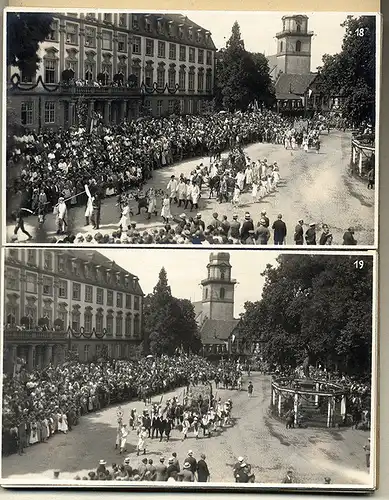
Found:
144,268 -> 201,355
317,15 -> 376,124
214,22 -> 274,111
7,13 -> 53,77
238,255 -> 373,376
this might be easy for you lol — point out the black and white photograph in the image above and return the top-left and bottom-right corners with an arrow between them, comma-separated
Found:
1,248 -> 377,489
3,10 -> 380,247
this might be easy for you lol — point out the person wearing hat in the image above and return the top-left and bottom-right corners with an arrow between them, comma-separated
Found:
272,214 -> 287,245
185,450 -> 197,475
343,227 -> 357,246
319,224 -> 333,245
91,191 -> 102,230
155,457 -> 168,481
255,219 -> 270,245
119,424 -> 129,455
178,461 -> 195,482
228,214 -> 241,242
53,470 -> 60,479
137,426 -> 148,456
363,438 -> 371,469
197,454 -> 210,482
305,223 -> 317,245
166,456 -> 180,479
260,210 -> 270,228
294,219 -> 304,245
240,212 -> 254,243
96,459 -> 107,476
55,197 -> 67,235
196,213 -> 205,232
324,477 -> 332,484
282,469 -> 294,483
138,457 -> 148,480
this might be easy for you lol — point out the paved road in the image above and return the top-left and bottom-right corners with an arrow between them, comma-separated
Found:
2,373 -> 371,485
7,131 -> 375,246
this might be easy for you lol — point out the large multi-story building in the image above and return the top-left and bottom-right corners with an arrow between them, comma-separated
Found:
3,248 -> 144,373
7,11 -> 217,128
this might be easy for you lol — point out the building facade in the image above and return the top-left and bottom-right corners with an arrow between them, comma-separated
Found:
7,11 -> 217,129
3,248 -> 144,372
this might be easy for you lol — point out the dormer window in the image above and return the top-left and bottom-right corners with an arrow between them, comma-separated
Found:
188,27 -> 193,40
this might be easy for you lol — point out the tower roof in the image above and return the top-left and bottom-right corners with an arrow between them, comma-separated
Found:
209,252 -> 231,263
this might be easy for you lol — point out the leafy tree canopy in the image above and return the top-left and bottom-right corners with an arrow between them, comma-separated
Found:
143,268 -> 201,356
238,255 -> 373,376
7,13 -> 53,76
317,15 -> 376,124
214,21 -> 275,111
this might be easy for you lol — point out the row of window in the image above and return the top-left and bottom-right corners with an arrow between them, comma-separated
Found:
48,15 -> 212,45
6,305 -> 140,336
279,40 -> 303,52
6,270 -> 141,309
46,22 -> 213,64
8,251 -> 137,290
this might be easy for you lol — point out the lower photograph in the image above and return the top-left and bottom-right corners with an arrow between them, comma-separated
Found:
1,248 -> 377,490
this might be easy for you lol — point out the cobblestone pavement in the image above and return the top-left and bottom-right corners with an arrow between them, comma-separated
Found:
7,131 -> 375,246
2,374 -> 371,486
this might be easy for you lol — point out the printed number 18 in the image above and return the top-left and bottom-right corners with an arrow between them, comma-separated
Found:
355,28 -> 365,36
354,260 -> 365,269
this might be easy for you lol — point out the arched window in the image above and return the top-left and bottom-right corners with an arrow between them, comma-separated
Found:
205,288 -> 208,299
296,40 -> 301,52
220,288 -> 225,299
280,41 -> 283,52
220,270 -> 225,280
296,24 -> 301,32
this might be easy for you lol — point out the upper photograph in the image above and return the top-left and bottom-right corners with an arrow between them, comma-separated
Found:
3,10 -> 380,247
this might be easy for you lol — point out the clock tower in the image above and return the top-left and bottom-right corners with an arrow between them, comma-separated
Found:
276,15 -> 314,74
200,252 -> 237,322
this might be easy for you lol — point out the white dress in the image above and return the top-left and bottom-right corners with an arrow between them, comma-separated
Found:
120,428 -> 129,449
191,185 -> 200,205
85,196 -> 93,218
119,205 -> 131,231
251,183 -> 258,199
245,168 -> 253,185
137,430 -> 147,450
148,194 -> 157,213
29,423 -> 39,444
232,187 -> 241,204
161,198 -> 172,219
58,413 -> 68,433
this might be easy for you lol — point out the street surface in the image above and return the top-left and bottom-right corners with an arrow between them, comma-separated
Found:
7,131 -> 375,246
2,374 -> 371,485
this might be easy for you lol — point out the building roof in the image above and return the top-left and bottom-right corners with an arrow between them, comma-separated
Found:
60,250 -> 144,295
275,73 -> 318,99
200,319 -> 240,345
160,13 -> 217,50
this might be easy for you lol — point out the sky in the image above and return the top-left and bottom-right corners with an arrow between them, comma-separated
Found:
183,11 -> 349,71
100,249 -> 279,317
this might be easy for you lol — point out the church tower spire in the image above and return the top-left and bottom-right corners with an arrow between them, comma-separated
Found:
276,15 -> 314,74
201,252 -> 236,321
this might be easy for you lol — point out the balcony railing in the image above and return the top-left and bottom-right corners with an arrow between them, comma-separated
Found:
4,328 -> 67,341
276,30 -> 314,37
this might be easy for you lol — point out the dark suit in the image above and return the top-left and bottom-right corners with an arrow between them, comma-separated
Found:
197,459 -> 210,482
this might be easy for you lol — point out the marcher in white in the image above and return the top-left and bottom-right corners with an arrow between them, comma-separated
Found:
55,197 -> 67,234
137,426 -> 148,456
84,184 -> 94,226
161,193 -> 172,223
119,202 -> 131,232
232,185 -> 241,207
167,175 -> 178,204
120,424 -> 129,454
182,417 -> 190,441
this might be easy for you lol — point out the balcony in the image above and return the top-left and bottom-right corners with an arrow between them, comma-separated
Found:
4,328 -> 67,342
276,30 -> 314,37
61,85 -> 142,97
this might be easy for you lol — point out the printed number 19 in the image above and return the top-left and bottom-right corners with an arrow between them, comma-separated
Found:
355,28 -> 365,36
354,260 -> 364,269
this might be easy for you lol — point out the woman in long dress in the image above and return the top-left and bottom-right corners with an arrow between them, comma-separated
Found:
120,424 -> 129,454
232,185 -> 241,208
58,412 -> 68,434
137,426 -> 147,456
29,421 -> 39,445
147,188 -> 157,219
41,418 -> 49,443
119,203 -> 131,232
251,182 -> 258,203
161,193 -> 172,223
